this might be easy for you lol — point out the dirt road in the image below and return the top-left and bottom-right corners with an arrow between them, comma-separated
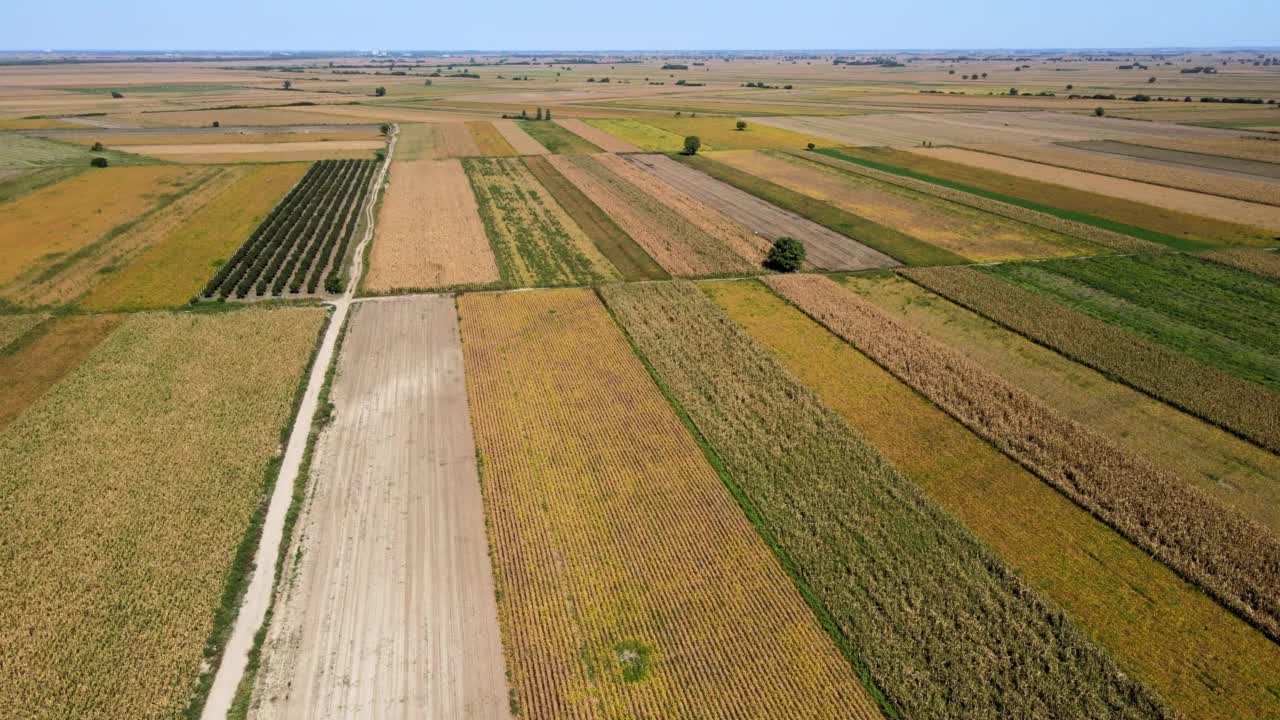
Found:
249,296 -> 510,719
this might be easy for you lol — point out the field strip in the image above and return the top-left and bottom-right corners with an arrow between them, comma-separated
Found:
1197,247 -> 1280,279
704,278 -> 1280,720
0,314 -> 121,430
554,118 -> 640,152
458,288 -> 879,720
623,153 -> 899,271
199,125 -> 396,719
600,280 -> 1167,720
767,273 -> 1280,644
492,119 -> 548,155
1070,140 -> 1280,179
119,140 -> 384,156
250,297 -> 510,718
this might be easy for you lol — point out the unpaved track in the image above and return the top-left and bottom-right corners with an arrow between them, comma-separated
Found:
624,154 -> 899,271
200,126 -> 397,720
250,296 -> 510,719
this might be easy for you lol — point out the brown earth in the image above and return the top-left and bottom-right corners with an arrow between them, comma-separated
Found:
492,120 -> 548,155
437,122 -> 483,158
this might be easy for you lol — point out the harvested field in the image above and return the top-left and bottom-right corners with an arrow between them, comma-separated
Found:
767,272 -> 1280,645
903,265 -> 1280,452
0,164 -> 82,205
554,118 -> 639,152
82,163 -> 306,310
518,120 -> 600,154
436,122 -> 483,157
0,133 -> 154,168
971,143 -> 1280,206
624,153 -> 898,270
464,157 -> 620,286
715,150 -> 1094,262
0,313 -> 48,350
0,165 -> 213,304
601,280 -> 1168,720
548,154 -> 758,276
466,121 -> 518,156
458,289 -> 878,720
0,314 -> 121,430
0,306 -> 325,720
62,130 -> 382,146
1197,247 -> 1280,279
919,146 -> 1280,235
984,255 -> 1280,390
520,156 -> 666,280
118,140 -> 383,163
364,159 -> 498,292
1067,140 -> 1280,180
584,119 -> 687,152
394,123 -> 440,160
595,152 -> 771,268
643,117 -> 824,150
1134,136 -> 1280,165
705,278 -> 1280,720
492,119 -> 548,155
841,272 -> 1280,534
205,159 -> 376,299
680,153 -> 964,265
251,297 -> 509,719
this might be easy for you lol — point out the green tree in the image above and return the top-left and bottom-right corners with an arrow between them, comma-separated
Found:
736,120 -> 747,131
90,157 -> 109,168
682,136 -> 702,155
765,237 -> 805,272
536,107 -> 543,120
545,108 -> 552,121
91,141 -> 104,151
374,86 -> 387,97
282,80 -> 292,90
211,120 -> 220,127
110,91 -> 124,99
1095,106 -> 1105,116
806,142 -> 816,151
380,123 -> 390,135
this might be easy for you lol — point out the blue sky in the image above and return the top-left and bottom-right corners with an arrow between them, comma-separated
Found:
4,0 -> 1276,51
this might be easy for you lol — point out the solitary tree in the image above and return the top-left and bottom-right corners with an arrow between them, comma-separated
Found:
282,80 -> 292,90
544,108 -> 552,121
374,86 -> 387,97
1148,76 -> 1157,83
736,120 -> 747,131
90,157 -> 109,168
682,135 -> 701,155
1095,106 -> 1106,117
380,123 -> 390,135
110,91 -> 124,99
211,120 -> 220,127
765,237 -> 806,272
1009,87 -> 1019,96
981,72 -> 988,79
806,142 -> 816,151
91,141 -> 104,151
1066,84 -> 1074,90
424,79 -> 433,86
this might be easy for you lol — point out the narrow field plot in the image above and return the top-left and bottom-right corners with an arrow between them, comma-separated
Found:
1197,247 -> 1280,279
81,163 -> 307,310
624,154 -> 898,271
0,133 -> 153,167
596,152 -> 771,268
984,254 -> 1280,391
1133,136 -> 1280,164
919,147 -> 1280,234
492,119 -> 548,155
124,107 -> 352,128
521,156 -> 666,280
600,281 -> 1167,720
0,312 -> 48,350
394,123 -> 440,160
704,278 -> 1280,720
61,130 -> 382,146
767,272 -> 1280,645
0,164 -> 82,205
584,118 -> 687,152
365,159 -> 498,292
517,120 -> 600,154
464,157 -> 620,286
466,121 -> 518,156
643,116 -> 824,150
252,297 -> 509,719
0,165 -> 213,304
0,314 -> 120,430
553,117 -> 639,152
548,154 -> 758,276
716,150 -> 1091,262
0,306 -> 326,720
119,140 -> 383,161
436,122 -> 483,157
458,289 -> 878,720
1067,140 -> 1280,180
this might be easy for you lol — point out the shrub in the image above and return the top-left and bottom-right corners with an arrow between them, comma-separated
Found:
211,120 -> 220,127
380,123 -> 390,135
681,135 -> 701,155
764,237 -> 805,272
110,91 -> 124,99
90,157 -> 109,168
1095,106 -> 1105,116
806,142 -> 816,151
91,141 -> 104,151
374,86 -> 386,96
736,120 -> 747,131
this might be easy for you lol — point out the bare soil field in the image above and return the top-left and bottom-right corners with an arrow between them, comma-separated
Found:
492,119 -> 548,155
364,159 -> 498,292
554,118 -> 640,152
1069,140 -> 1280,180
437,122 -> 483,158
919,146 -> 1280,234
251,297 -> 510,720
623,153 -> 898,270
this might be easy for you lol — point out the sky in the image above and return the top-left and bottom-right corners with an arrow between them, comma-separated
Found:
4,0 -> 1277,51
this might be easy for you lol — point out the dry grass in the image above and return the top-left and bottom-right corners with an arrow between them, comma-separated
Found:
0,314 -> 121,430
1196,248 -> 1280,280
706,277 -> 1280,720
458,288 -> 879,720
62,131 -> 381,146
364,159 -> 498,292
465,121 -> 518,156
0,306 -> 326,719
1135,136 -> 1280,164
80,163 -> 307,310
0,313 -> 48,349
393,123 -> 440,160
436,122 -> 483,157
769,272 -> 1280,644
492,119 -> 548,155
601,280 -> 1169,720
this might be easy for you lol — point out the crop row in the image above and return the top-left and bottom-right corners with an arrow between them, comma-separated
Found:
598,280 -> 1167,720
202,159 -> 376,299
1196,247 -> 1280,280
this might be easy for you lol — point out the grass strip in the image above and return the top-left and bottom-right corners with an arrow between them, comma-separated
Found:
517,120 -> 600,154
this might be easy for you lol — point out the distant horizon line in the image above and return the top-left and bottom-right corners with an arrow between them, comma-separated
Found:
2,46 -> 1279,55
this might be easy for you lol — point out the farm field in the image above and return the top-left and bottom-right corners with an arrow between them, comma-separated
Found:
466,120 -> 518,156
713,149 -> 1098,261
364,158 -> 498,292
584,118 -> 688,152
703,278 -> 1280,720
0,314 -> 121,429
642,116 -> 824,150
1066,139 -> 1280,180
251,297 -> 509,719
553,117 -> 639,152
464,156 -> 620,286
1198,247 -> 1280,279
0,312 -> 48,349
517,119 -> 601,153
204,159 -> 375,299
437,122 -> 483,157
492,119 -> 547,154
623,153 -> 898,270
458,288 -> 879,720
113,140 -> 383,164
0,306 -> 325,720
393,123 -> 439,160
58,130 -> 383,146
601,280 -> 1168,720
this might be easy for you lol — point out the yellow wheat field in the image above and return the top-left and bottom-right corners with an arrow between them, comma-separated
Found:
458,288 -> 880,720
